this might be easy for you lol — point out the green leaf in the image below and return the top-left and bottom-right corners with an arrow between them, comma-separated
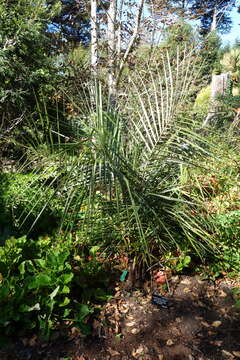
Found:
19,260 -> 35,275
0,282 -> 9,298
63,308 -> 71,318
34,259 -> 46,268
59,273 -> 73,284
49,285 -> 60,300
79,322 -> 91,335
19,303 -> 40,312
90,246 -> 100,256
183,255 -> 191,267
59,297 -> 70,307
18,262 -> 26,275
28,273 -> 52,289
61,285 -> 70,294
76,304 -> 91,322
232,288 -> 240,296
235,299 -> 240,311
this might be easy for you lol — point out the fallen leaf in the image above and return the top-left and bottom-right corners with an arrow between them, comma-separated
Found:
233,351 -> 240,358
212,320 -> 222,328
115,314 -> 120,321
181,278 -> 191,285
108,348 -> 120,356
176,317 -> 182,323
141,299 -> 149,305
219,290 -> 227,297
220,307 -> 227,313
222,349 -> 234,358
183,287 -> 191,293
197,300 -> 206,307
71,327 -> 81,336
132,344 -> 147,357
126,321 -> 136,327
208,330 -> 215,336
131,328 -> 140,334
29,335 -> 38,346
212,340 -> 223,346
166,339 -> 174,346
120,308 -> 129,314
21,338 -> 28,346
201,321 -> 210,327
93,319 -> 101,329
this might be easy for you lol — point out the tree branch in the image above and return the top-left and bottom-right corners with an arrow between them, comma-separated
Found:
116,0 -> 145,86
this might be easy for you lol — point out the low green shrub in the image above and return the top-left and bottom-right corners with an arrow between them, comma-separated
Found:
0,234 -> 111,341
162,249 -> 192,273
0,172 -> 64,239
179,138 -> 240,278
194,86 -> 211,115
211,210 -> 240,276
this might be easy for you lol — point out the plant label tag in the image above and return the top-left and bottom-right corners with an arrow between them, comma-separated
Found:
151,294 -> 170,308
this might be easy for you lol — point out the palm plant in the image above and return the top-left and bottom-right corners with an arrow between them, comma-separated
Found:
220,48 -> 240,74
220,47 -> 240,96
14,47 -> 214,266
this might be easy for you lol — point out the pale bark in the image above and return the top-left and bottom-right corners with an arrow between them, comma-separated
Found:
107,0 -> 117,104
116,0 -> 124,58
91,0 -> 98,78
202,73 -> 231,127
210,6 -> 217,32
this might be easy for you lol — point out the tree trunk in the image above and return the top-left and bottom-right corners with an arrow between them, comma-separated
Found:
91,0 -> 98,78
202,73 -> 231,127
106,0 -> 145,107
210,6 -> 217,32
107,0 -> 117,106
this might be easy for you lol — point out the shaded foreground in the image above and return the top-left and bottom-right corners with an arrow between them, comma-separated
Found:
1,276 -> 240,360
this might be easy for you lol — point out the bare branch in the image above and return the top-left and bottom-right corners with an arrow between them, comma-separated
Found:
116,0 -> 145,86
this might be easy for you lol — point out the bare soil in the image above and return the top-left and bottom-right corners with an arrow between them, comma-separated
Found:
1,275 -> 240,360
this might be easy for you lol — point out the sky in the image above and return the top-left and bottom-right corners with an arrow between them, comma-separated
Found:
143,2 -> 240,47
219,6 -> 240,45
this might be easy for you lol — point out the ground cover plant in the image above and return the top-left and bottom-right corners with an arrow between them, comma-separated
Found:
0,233 -> 112,344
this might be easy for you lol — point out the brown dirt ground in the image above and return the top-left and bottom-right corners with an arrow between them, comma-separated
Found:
1,275 -> 240,360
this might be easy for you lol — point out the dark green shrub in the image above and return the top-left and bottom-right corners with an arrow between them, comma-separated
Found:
0,0 -> 61,123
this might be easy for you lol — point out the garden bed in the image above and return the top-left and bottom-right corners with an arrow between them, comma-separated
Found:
1,275 -> 239,360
